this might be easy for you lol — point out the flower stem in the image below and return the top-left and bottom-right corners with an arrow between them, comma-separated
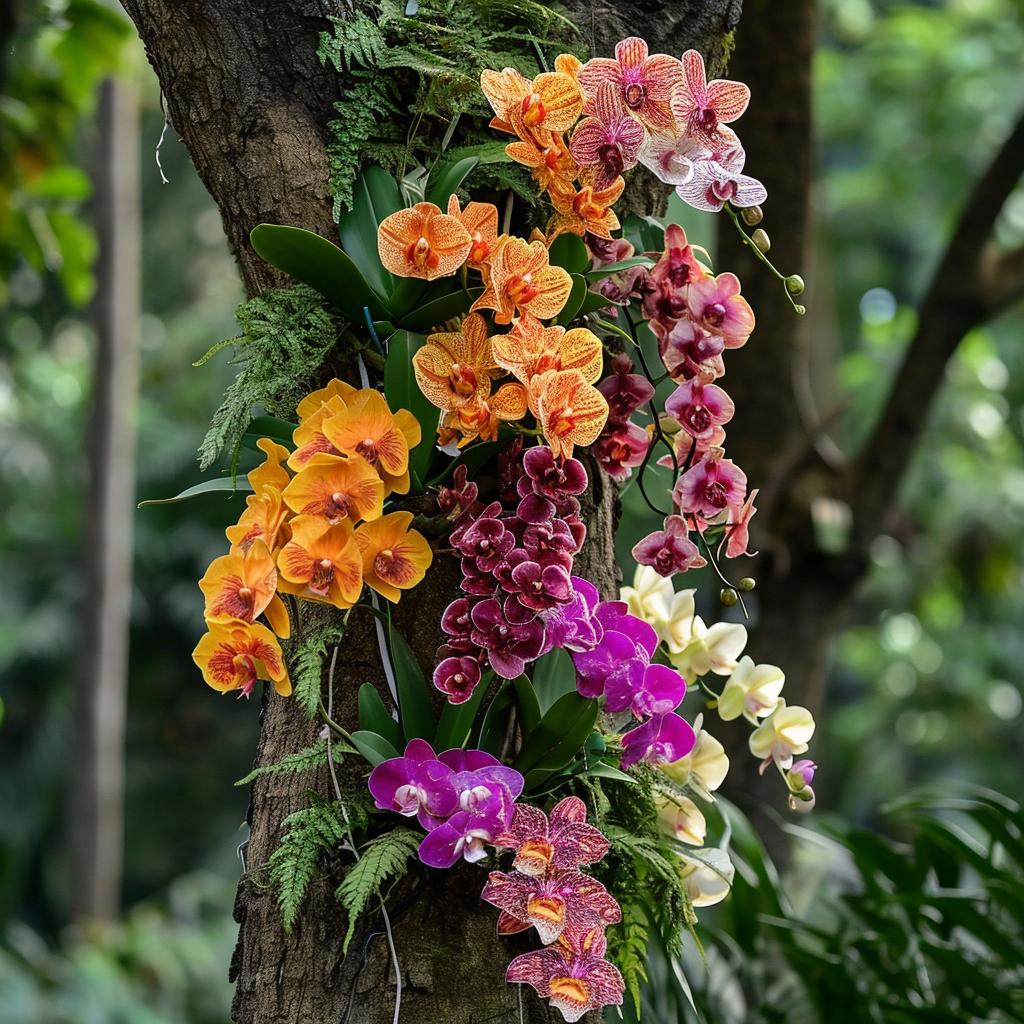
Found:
723,203 -> 806,316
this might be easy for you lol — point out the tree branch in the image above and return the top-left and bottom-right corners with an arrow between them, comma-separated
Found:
847,107 -> 1024,541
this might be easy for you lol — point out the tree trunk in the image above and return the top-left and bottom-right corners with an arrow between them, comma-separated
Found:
69,77 -> 141,924
117,2 -> 742,1020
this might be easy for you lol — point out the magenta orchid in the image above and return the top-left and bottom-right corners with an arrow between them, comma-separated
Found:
686,271 -> 756,347
665,376 -> 736,442
673,446 -> 748,518
621,710 -> 697,770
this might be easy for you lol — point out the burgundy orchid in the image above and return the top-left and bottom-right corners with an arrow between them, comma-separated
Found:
470,597 -> 546,678
506,925 -> 625,1022
595,420 -> 649,481
433,655 -> 483,704
597,354 -> 655,420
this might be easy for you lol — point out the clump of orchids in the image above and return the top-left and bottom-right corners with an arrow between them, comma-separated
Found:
190,34 -> 815,1023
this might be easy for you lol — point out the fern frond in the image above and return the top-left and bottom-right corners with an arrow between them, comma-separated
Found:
336,828 -> 421,953
289,621 -> 348,718
234,737 -> 352,787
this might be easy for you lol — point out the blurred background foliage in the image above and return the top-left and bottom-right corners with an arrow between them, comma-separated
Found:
0,0 -> 1022,1020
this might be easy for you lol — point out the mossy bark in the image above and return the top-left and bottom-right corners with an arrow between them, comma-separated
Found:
117,2 -> 743,1020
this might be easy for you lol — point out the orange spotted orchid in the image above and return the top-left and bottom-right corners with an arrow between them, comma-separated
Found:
447,196 -> 499,271
530,369 -> 609,459
192,619 -> 291,698
412,312 -> 500,414
472,238 -> 573,325
437,383 -> 529,448
491,314 -> 603,388
377,201 -> 472,281
355,510 -> 433,603
549,175 -> 625,239
480,67 -> 583,140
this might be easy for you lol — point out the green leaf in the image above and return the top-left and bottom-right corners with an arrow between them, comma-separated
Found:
434,670 -> 493,751
586,256 -> 653,280
388,620 -> 437,742
587,761 -> 635,784
138,476 -> 253,507
514,692 -> 598,775
578,287 -> 618,316
548,233 -> 590,274
477,681 -> 513,755
350,730 -> 401,767
388,276 -> 429,319
246,414 -> 298,445
555,274 -> 588,326
530,648 -> 577,714
339,164 -> 403,300
426,155 -> 480,207
383,330 -> 439,492
511,675 -> 542,735
250,223 -> 390,321
396,287 -> 482,332
358,684 -> 402,752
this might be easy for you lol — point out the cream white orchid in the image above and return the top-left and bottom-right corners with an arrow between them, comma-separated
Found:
661,714 -> 730,798
749,699 -> 816,772
655,793 -> 707,846
679,847 -> 734,907
664,591 -> 747,678
619,564 -> 674,628
718,655 -> 785,724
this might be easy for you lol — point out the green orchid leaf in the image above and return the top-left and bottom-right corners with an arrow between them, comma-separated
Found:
425,155 -> 480,208
511,675 -> 542,735
555,274 -> 587,326
357,683 -> 402,752
514,692 -> 598,775
586,256 -> 653,280
586,761 -> 635,784
350,730 -> 401,767
246,415 -> 298,445
434,670 -> 493,751
477,681 -> 513,755
250,224 -> 390,321
138,477 -> 253,508
548,233 -> 590,275
388,618 -> 436,743
388,276 -> 429,319
396,287 -> 482,332
530,648 -> 577,714
383,330 -> 439,492
339,164 -> 403,300
578,287 -> 618,316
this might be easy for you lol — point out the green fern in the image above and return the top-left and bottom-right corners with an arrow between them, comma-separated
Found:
316,0 -> 582,216
289,620 -> 349,718
336,827 -> 421,953
269,795 -> 349,933
196,285 -> 340,471
234,737 -> 352,787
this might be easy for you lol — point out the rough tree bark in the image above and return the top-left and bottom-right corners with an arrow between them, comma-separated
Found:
69,77 -> 140,924
118,2 -> 743,1021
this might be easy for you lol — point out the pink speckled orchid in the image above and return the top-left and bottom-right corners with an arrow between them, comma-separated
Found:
507,925 -> 625,1022
671,48 -> 751,145
569,83 -> 646,189
494,796 -> 610,877
578,36 -> 683,132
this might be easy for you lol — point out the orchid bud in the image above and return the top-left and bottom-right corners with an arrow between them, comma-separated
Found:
751,228 -> 770,254
741,205 -> 763,226
785,274 -> 805,296
658,415 -> 682,437
655,794 -> 706,846
738,577 -> 756,592
788,786 -> 816,813
720,587 -> 738,606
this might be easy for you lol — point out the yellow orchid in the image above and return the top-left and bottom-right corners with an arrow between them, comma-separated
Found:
678,848 -> 734,908
199,539 -> 290,639
661,716 -> 730,798
749,700 -> 816,772
277,515 -> 364,609
248,437 -> 291,493
355,510 -> 433,603
413,312 -> 500,414
281,455 -> 385,525
655,794 -> 706,846
662,588 -> 747,678
296,378 -> 357,422
620,564 -> 674,630
226,484 -> 290,556
192,619 -> 291,698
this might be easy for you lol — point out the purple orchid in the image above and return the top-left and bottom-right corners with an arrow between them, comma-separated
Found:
470,597 -> 546,678
494,796 -> 610,877
367,739 -> 458,830
597,354 -> 655,421
521,446 -> 588,502
510,561 -> 574,611
539,577 -> 603,655
418,806 -> 511,868
482,869 -> 621,944
604,661 -> 686,719
620,711 -> 696,770
455,514 -> 515,571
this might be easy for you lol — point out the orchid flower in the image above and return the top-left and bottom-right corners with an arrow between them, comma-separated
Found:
354,511 -> 433,604
281,456 -> 385,526
673,446 -> 748,518
620,711 -> 696,770
506,925 -> 625,1022
199,540 -> 290,638
661,715 -> 730,798
376,201 -> 472,280
679,847 -> 734,907
632,514 -> 707,576
749,700 -> 816,773
481,869 -> 620,944
686,272 -> 756,348
671,49 -> 751,144
718,655 -> 785,724
494,796 -> 610,876
367,739 -> 459,829
655,793 -> 707,846
604,661 -> 687,719
619,564 -> 674,628
192,620 -> 291,698
277,516 -> 364,609
569,83 -> 646,189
